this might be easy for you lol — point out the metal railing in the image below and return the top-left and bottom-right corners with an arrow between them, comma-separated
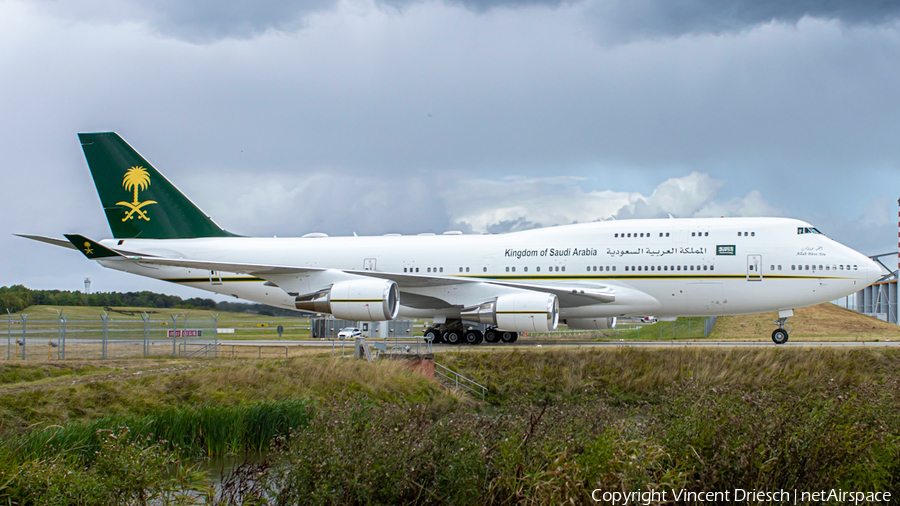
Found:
434,362 -> 488,401
332,336 -> 433,357
185,343 -> 216,358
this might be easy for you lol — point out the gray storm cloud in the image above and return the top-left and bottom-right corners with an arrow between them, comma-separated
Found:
28,0 -> 900,42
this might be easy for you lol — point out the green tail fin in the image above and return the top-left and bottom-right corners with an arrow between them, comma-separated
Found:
78,132 -> 237,239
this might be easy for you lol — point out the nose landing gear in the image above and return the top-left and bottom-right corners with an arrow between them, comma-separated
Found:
772,316 -> 792,345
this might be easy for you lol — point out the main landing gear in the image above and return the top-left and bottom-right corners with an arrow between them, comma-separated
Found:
772,316 -> 792,345
424,322 -> 516,345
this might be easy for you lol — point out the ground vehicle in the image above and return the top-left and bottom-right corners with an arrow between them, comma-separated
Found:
337,327 -> 362,339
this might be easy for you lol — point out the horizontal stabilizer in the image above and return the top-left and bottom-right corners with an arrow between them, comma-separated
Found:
15,234 -> 77,250
63,234 -> 122,259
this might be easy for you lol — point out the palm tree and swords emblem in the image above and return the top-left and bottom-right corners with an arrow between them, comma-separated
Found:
116,166 -> 157,221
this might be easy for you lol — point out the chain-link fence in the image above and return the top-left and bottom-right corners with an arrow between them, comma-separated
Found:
2,311 -> 225,360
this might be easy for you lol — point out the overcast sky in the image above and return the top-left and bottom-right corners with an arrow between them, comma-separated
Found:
2,0 -> 899,299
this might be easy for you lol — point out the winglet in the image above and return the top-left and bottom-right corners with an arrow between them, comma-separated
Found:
63,235 -> 122,259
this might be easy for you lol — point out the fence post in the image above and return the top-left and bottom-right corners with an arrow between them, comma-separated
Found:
688,319 -> 691,339
21,314 -> 27,361
211,313 -> 219,358
6,309 -> 11,360
171,314 -> 179,357
141,313 -> 149,356
182,314 -> 188,356
60,313 -> 67,360
101,312 -> 109,359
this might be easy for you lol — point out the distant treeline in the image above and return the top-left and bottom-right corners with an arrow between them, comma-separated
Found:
0,285 -> 301,317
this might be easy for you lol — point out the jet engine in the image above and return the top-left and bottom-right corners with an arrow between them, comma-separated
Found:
565,317 -> 617,330
461,292 -> 559,333
295,279 -> 399,321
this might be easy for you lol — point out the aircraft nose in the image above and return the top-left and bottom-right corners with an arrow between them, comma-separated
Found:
865,257 -> 885,286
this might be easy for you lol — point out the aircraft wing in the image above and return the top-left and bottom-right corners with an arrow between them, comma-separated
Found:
118,255 -> 618,305
350,270 -> 616,304
46,236 -> 617,307
109,255 -> 326,276
484,279 -> 615,304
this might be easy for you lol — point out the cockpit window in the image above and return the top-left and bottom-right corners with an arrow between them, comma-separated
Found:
797,227 -> 823,235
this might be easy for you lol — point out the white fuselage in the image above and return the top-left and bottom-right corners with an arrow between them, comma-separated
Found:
96,217 -> 882,320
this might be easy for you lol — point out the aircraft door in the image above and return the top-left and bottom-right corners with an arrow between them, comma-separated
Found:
364,258 -> 377,271
746,255 -> 762,281
481,257 -> 496,276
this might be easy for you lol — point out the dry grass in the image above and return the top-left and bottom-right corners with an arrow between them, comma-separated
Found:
709,302 -> 900,340
439,346 -> 900,401
0,356 -> 454,435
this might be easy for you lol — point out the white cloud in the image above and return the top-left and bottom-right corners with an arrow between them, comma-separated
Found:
444,172 -> 780,232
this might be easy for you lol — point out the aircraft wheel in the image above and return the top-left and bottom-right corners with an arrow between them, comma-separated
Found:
425,328 -> 443,344
464,330 -> 483,345
444,330 -> 462,345
484,329 -> 500,343
500,331 -> 517,343
772,329 -> 789,345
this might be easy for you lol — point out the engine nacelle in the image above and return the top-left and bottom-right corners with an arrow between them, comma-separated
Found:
565,317 -> 617,330
461,292 -> 559,333
295,279 -> 399,321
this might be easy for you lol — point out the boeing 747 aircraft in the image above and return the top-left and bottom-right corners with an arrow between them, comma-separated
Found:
20,133 -> 884,345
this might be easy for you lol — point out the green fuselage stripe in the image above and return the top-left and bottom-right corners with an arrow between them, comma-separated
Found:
161,273 -> 852,284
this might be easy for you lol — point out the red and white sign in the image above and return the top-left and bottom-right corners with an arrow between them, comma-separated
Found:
167,330 -> 202,338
